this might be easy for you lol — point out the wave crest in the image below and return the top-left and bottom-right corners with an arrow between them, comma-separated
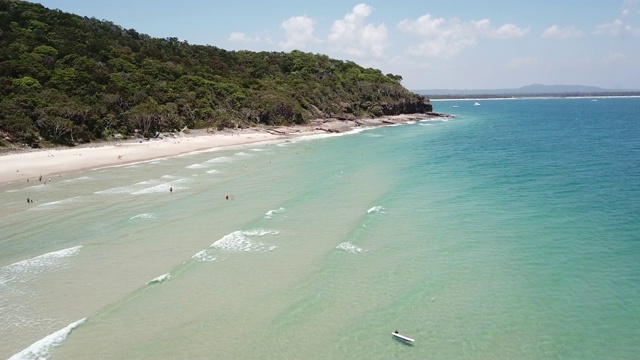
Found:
336,242 -> 365,254
211,229 -> 278,253
264,207 -> 286,219
146,273 -> 171,285
9,318 -> 86,360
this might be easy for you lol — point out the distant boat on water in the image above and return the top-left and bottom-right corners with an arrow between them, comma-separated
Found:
474,102 -> 481,106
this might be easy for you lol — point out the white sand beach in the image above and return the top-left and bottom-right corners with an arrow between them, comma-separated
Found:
0,129 -> 290,186
0,115 -> 433,186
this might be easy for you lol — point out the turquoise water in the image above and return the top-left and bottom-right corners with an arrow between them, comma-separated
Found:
1,98 -> 639,359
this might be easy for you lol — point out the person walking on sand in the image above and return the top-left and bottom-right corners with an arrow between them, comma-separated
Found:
170,186 -> 173,193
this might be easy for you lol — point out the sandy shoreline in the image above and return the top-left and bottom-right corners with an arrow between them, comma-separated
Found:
0,114 -> 445,186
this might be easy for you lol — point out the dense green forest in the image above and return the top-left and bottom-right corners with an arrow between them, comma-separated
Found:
0,0 -> 431,148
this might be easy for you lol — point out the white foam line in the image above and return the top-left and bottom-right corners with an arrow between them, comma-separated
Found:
367,205 -> 385,214
191,249 -> 216,262
9,318 -> 87,360
34,196 -> 81,209
185,163 -> 209,169
146,273 -> 171,285
95,179 -> 161,195
61,176 -> 93,183
336,242 -> 365,254
264,207 -> 286,219
206,156 -> 232,164
211,229 -> 278,253
129,213 -> 156,220
4,246 -> 82,273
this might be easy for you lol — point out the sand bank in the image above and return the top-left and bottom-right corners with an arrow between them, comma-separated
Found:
0,114 -> 444,186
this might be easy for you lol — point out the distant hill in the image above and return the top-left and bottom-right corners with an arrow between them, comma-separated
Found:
415,84 -> 640,98
516,84 -> 608,94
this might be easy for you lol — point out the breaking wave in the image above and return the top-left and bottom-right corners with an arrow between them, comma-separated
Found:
146,273 -> 171,285
264,207 -> 286,219
211,229 -> 278,253
336,242 -> 365,254
191,250 -> 216,262
31,197 -> 81,211
8,318 -> 86,360
129,213 -> 157,220
1,246 -> 82,284
206,156 -> 232,164
367,205 -> 385,214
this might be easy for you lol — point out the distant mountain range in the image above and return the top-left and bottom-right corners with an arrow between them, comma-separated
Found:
415,84 -> 640,97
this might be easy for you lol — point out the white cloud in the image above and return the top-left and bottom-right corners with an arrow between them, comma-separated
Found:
492,23 -> 530,38
541,25 -> 583,39
398,14 -> 528,58
328,3 -> 389,57
228,32 -> 260,44
280,15 -> 316,50
594,0 -> 640,37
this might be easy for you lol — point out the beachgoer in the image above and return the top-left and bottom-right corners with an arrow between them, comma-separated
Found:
170,187 -> 173,193
27,197 -> 30,203
225,195 -> 229,200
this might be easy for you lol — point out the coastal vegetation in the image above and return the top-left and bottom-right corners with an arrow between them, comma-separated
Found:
0,0 -> 431,148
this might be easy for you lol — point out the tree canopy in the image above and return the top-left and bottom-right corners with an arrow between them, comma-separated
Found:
0,0 -> 431,147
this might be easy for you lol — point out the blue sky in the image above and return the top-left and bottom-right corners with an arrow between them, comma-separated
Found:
33,0 -> 640,90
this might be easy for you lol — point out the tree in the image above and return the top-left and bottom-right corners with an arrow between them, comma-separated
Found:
36,115 -> 73,143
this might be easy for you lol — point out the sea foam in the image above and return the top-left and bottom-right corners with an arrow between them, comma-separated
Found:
146,273 -> 171,285
8,317 -> 86,360
211,229 -> 278,253
129,213 -> 157,220
186,163 -> 209,169
336,242 -> 365,254
32,196 -> 81,210
206,156 -> 232,164
95,180 -> 160,195
2,246 -> 82,283
367,205 -> 385,214
264,207 -> 286,219
191,249 -> 216,262
62,176 -> 93,183
131,178 -> 189,195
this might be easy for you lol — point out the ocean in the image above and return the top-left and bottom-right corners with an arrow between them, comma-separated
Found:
1,97 -> 639,360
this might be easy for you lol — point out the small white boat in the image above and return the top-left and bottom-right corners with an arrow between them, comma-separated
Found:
473,102 -> 481,106
392,331 -> 415,343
